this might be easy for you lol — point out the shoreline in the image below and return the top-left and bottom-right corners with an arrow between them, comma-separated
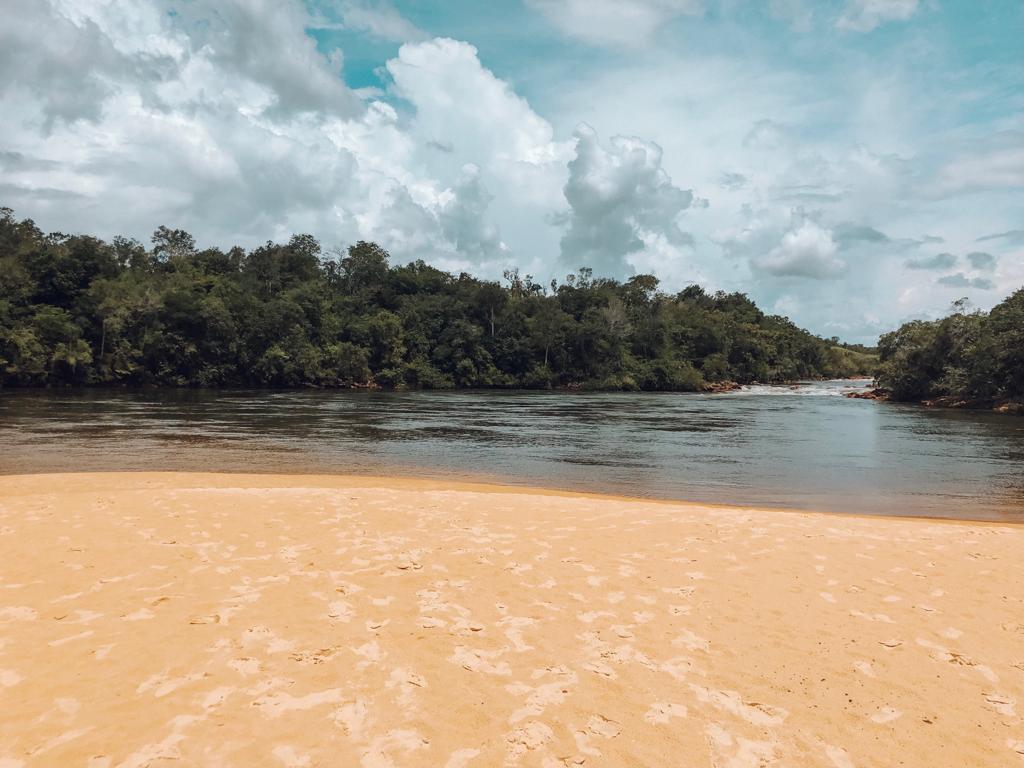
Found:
1,470 -> 1018,528
0,376 -> 870,395
2,472 -> 1023,766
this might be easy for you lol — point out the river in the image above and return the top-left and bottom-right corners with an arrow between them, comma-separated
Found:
1,380 -> 1022,520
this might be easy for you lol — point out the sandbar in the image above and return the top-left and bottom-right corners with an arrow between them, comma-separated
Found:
0,472 -> 1022,766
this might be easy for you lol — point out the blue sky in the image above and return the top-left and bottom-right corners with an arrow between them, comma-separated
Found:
1,0 -> 1022,342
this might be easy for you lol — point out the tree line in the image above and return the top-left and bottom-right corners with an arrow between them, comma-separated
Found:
0,207 -> 877,390
876,292 -> 1024,406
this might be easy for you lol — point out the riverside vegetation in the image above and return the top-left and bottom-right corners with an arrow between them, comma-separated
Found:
0,206 -> 878,390
875,293 -> 1024,411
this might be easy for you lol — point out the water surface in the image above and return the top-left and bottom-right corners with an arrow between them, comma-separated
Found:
2,380 -> 1022,521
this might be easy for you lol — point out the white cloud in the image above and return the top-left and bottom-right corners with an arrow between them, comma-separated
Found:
557,124 -> 696,276
438,165 -> 508,261
836,0 -> 919,33
0,1 -> 153,128
526,0 -> 703,48
171,0 -> 364,119
753,218 -> 846,279
386,37 -> 569,206
0,3 -> 560,275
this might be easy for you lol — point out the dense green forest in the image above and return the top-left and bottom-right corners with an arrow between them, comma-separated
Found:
876,291 -> 1024,407
0,207 -> 876,390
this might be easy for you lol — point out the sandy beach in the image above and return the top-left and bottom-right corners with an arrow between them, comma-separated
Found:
0,472 -> 1022,767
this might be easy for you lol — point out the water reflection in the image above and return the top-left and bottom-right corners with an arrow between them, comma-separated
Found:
1,382 -> 1022,521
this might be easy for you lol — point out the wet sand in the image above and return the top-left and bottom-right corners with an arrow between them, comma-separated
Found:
1,472 -> 1022,767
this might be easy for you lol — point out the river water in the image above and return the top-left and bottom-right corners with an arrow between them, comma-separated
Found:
1,380 -> 1022,520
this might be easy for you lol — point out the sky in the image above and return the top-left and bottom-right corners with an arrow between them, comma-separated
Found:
1,0 -> 1022,343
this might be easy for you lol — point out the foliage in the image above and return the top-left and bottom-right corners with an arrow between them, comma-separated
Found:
876,292 -> 1024,402
0,207 -> 877,390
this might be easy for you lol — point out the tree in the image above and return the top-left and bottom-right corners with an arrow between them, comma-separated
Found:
151,226 -> 196,263
0,206 -> 884,391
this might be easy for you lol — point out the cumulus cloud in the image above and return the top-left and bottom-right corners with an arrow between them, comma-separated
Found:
836,0 -> 918,32
357,165 -> 508,273
438,165 -> 508,261
753,218 -> 846,279
905,252 -> 957,270
966,251 -> 996,271
386,38 -> 569,204
0,1 -> 166,129
526,0 -> 703,48
937,273 -> 994,290
557,124 -> 695,276
713,209 -> 876,281
172,0 -> 365,119
0,3 -> 562,275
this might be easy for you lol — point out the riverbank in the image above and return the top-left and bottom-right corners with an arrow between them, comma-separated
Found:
1,473 -> 1022,766
844,385 -> 1024,415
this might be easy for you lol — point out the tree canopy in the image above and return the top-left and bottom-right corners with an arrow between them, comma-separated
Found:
877,292 -> 1024,404
0,207 -> 877,390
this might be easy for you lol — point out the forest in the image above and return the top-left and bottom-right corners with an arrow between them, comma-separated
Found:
0,207 -> 877,390
876,291 -> 1024,407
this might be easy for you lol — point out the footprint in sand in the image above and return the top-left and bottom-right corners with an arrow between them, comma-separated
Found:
870,706 -> 902,724
705,724 -> 776,768
506,667 -> 576,723
228,657 -> 261,676
825,744 -> 855,768
49,630 -> 94,647
271,745 -> 310,767
578,610 -> 615,624
449,646 -> 510,676
253,688 -> 345,719
672,629 -> 710,652
0,606 -> 37,622
444,748 -> 481,768
201,686 -> 235,709
505,721 -> 553,761
690,686 -> 787,727
644,702 -> 687,724
137,670 -> 207,698
332,698 -> 371,739
983,693 -> 1016,717
361,730 -> 429,768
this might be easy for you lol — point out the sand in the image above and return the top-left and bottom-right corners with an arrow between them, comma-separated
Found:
0,473 -> 1022,767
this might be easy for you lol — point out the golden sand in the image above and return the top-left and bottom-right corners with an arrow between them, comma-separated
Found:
0,472 -> 1022,767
